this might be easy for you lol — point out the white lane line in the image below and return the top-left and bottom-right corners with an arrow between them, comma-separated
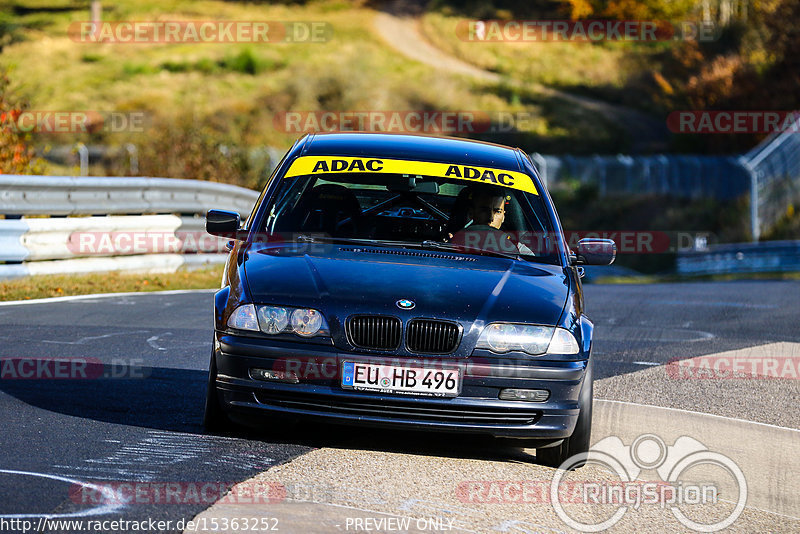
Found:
147,332 -> 172,351
0,288 -> 216,307
593,397 -> 800,519
603,360 -> 662,366
0,469 -> 123,519
596,398 -> 800,433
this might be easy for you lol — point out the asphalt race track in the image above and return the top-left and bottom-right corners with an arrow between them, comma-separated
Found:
0,281 -> 798,532
0,290 -> 310,531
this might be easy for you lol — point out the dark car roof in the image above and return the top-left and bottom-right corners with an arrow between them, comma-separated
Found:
300,132 -> 524,171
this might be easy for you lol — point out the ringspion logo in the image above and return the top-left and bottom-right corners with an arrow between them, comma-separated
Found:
550,434 -> 747,532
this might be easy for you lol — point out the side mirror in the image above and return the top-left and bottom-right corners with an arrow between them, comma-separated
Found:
573,238 -> 616,266
206,209 -> 242,239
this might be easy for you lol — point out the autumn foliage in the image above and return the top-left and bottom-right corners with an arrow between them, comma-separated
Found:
0,70 -> 39,174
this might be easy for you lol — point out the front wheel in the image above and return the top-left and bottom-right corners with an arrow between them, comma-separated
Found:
536,358 -> 593,469
203,350 -> 231,433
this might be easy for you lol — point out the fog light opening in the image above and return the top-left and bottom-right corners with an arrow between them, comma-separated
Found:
251,368 -> 299,384
499,388 -> 550,402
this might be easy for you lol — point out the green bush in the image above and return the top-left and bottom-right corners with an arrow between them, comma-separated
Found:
221,49 -> 260,75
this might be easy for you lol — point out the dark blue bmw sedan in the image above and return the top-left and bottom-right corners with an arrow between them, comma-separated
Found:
204,132 -> 615,467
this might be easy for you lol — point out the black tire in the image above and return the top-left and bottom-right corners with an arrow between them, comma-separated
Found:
203,350 -> 230,433
537,358 -> 593,469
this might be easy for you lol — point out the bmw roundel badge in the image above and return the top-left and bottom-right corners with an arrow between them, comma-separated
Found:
396,299 -> 415,310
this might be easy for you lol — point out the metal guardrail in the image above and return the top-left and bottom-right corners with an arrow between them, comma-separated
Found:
0,174 -> 259,216
0,174 -> 260,279
739,117 -> 800,241
532,118 -> 800,242
0,215 -> 220,262
677,241 -> 800,276
3,253 -> 229,279
531,153 -> 750,200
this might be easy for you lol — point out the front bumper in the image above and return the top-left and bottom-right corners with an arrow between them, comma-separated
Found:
214,333 -> 588,440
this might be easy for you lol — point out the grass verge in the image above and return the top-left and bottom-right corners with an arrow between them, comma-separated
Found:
419,11 -> 634,91
1,0 -> 626,186
0,266 -> 223,301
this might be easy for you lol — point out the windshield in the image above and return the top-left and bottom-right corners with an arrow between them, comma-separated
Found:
256,160 -> 561,264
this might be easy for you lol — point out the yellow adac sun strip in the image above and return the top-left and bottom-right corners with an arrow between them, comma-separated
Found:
284,156 -> 538,195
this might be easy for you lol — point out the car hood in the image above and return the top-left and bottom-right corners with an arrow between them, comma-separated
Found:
243,244 -> 569,330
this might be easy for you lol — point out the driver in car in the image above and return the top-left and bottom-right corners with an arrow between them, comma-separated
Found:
466,189 -> 506,232
451,189 -> 533,255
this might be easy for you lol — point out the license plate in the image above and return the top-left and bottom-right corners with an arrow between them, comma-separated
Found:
341,361 -> 460,397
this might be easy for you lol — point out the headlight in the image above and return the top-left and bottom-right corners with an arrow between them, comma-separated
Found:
477,323 -> 552,354
232,304 -> 329,338
227,304 -> 259,331
547,327 -> 580,354
476,324 -> 579,355
290,308 -> 325,337
257,306 -> 290,334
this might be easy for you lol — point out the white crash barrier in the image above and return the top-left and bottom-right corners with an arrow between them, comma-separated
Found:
0,215 -> 226,262
0,174 -> 259,216
17,253 -> 228,278
1,174 -> 256,279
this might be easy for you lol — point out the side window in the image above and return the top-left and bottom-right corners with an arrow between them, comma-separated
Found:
265,176 -> 312,233
245,150 -> 291,230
